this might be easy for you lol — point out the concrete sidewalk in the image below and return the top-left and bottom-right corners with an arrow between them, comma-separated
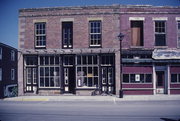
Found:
2,95 -> 180,102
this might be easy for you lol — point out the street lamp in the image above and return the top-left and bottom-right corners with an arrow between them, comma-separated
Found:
118,33 -> 124,98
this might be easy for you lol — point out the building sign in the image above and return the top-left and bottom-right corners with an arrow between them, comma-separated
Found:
152,49 -> 180,60
135,74 -> 140,82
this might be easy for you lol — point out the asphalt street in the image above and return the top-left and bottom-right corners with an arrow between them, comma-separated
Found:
0,100 -> 180,121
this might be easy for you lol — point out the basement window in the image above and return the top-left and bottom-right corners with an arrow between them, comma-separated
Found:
131,21 -> 144,47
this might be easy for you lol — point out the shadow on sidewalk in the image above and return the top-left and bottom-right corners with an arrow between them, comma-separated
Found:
160,118 -> 180,121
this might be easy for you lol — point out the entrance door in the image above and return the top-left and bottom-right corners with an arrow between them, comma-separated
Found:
101,67 -> 115,94
64,67 -> 75,93
156,71 -> 165,94
26,67 -> 37,93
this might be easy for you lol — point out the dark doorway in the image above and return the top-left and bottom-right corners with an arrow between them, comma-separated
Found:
64,67 -> 75,93
156,71 -> 165,94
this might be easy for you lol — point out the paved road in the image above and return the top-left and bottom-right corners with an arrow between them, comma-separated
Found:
0,101 -> 180,121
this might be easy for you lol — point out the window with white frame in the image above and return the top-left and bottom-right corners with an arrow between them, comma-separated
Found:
89,21 -> 102,47
11,69 -> 15,80
11,50 -> 15,61
0,47 -> 2,60
76,55 -> 99,87
123,73 -> 152,83
171,74 -> 180,83
0,68 -> 2,81
39,56 -> 61,88
177,21 -> 180,48
35,22 -> 46,47
155,21 -> 166,46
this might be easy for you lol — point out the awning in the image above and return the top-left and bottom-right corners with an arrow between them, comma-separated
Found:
152,49 -> 180,60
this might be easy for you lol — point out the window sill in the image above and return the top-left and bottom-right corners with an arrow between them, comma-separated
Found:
76,87 -> 97,90
154,46 -> 168,49
89,45 -> 101,48
122,83 -> 153,84
130,46 -> 144,49
35,46 -> 46,49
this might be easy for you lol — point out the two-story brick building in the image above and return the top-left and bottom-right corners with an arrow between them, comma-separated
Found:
120,6 -> 180,95
0,43 -> 17,98
18,5 -> 180,96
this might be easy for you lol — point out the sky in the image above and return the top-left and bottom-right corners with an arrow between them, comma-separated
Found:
0,0 -> 180,48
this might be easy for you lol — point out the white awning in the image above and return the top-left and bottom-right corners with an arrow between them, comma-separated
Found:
152,49 -> 180,60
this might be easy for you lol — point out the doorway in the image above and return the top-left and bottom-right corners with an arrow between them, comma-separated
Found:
64,67 -> 75,93
26,67 -> 37,93
156,71 -> 165,94
101,67 -> 115,94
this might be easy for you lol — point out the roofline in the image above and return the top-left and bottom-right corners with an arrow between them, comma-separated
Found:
0,42 -> 17,51
19,4 -> 180,12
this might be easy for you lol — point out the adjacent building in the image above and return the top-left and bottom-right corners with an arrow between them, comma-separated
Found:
18,5 -> 180,96
0,43 -> 17,98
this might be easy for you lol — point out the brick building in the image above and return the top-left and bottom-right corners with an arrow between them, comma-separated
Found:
18,5 -> 180,96
0,43 -> 17,98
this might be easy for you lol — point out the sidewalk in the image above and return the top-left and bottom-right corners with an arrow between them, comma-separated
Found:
2,95 -> 180,102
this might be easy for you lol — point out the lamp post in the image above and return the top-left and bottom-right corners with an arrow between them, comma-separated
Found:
118,33 -> 124,98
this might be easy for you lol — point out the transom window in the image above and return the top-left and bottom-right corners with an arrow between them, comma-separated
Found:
123,74 -> 152,83
171,74 -> 180,83
177,21 -> 180,48
25,56 -> 38,66
39,56 -> 60,88
62,22 -> 73,48
63,56 -> 74,66
89,21 -> 102,47
76,55 -> 99,87
35,22 -> 46,48
155,21 -> 166,46
101,55 -> 114,66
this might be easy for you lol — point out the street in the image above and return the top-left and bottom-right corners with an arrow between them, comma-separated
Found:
0,100 -> 180,121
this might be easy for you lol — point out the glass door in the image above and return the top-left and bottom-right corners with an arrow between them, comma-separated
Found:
101,67 -> 114,94
26,67 -> 37,93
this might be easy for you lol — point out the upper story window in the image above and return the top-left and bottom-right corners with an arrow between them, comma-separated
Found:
131,21 -> 144,47
62,22 -> 73,49
155,21 -> 166,46
177,21 -> 180,48
11,50 -> 15,61
89,21 -> 102,47
0,47 -> 2,60
35,22 -> 46,48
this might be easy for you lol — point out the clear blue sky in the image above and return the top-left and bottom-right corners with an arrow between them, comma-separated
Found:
0,0 -> 180,48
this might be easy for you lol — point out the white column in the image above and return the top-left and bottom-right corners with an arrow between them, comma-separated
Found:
167,65 -> 170,95
153,64 -> 156,95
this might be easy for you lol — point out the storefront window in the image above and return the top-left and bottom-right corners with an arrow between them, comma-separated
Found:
76,55 -> 99,88
171,74 -> 180,83
123,73 -> 152,83
39,56 -> 60,88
